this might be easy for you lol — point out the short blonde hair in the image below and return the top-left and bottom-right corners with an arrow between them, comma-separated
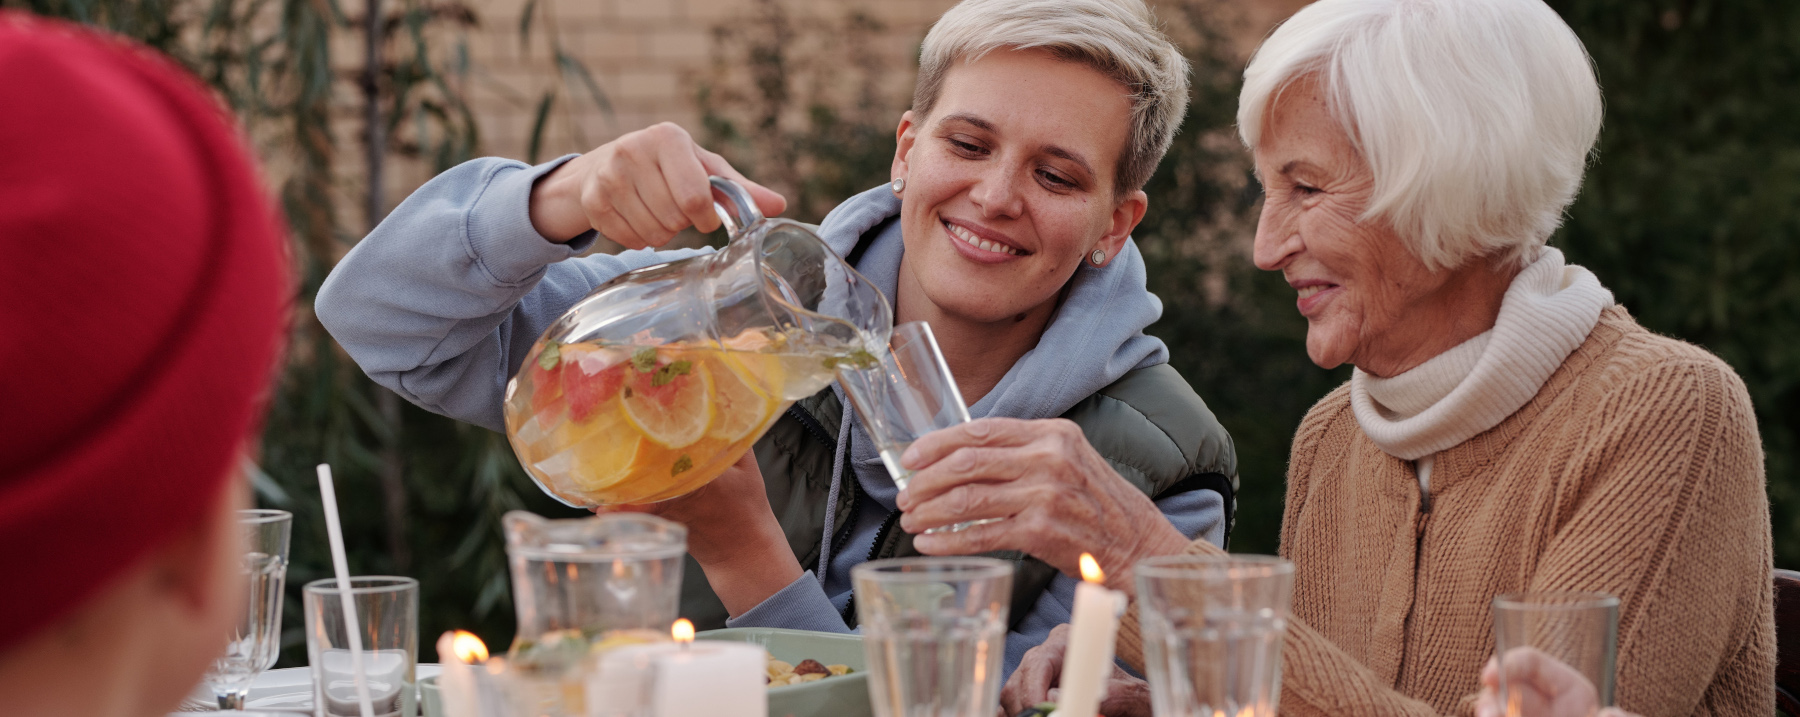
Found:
913,0 -> 1190,197
1239,0 -> 1603,270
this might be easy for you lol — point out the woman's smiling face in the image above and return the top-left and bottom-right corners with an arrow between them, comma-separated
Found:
892,48 -> 1146,325
1251,77 -> 1516,376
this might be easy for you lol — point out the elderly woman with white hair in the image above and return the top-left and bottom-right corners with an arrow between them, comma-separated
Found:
909,0 -> 1776,713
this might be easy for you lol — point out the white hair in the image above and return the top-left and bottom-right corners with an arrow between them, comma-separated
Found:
1239,0 -> 1603,270
914,0 -> 1190,197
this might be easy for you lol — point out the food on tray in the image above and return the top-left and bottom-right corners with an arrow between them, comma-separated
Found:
765,656 -> 853,687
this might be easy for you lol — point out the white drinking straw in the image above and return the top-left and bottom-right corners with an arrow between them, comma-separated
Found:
318,464 -> 376,717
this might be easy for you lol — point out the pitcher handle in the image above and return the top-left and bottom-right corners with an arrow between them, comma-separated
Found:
709,176 -> 764,239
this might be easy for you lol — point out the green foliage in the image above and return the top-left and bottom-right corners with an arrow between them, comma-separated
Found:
1548,0 -> 1800,564
697,0 -> 898,224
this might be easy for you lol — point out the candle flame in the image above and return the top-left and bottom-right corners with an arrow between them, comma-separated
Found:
1079,553 -> 1104,584
672,618 -> 695,643
451,630 -> 489,663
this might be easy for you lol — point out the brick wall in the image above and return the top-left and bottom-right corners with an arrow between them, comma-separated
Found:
365,0 -> 1307,217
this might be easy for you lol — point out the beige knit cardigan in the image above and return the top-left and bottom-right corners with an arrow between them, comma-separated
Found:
1116,307 -> 1774,716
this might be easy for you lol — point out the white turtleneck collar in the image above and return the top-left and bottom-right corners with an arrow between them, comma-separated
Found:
1349,247 -> 1615,461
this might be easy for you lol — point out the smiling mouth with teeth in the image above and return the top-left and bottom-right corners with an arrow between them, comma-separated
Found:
1296,285 -> 1330,299
945,221 -> 1024,256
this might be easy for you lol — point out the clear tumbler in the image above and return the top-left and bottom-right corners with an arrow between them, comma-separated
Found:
1136,555 -> 1294,717
1491,591 -> 1618,717
303,576 -> 419,717
853,557 -> 1012,717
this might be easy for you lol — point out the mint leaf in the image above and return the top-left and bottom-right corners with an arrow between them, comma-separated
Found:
537,341 -> 562,371
631,346 -> 658,373
844,349 -> 878,369
651,359 -> 693,387
671,454 -> 693,476
825,349 -> 878,371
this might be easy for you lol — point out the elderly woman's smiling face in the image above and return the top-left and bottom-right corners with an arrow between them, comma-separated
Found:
1251,78 -> 1512,377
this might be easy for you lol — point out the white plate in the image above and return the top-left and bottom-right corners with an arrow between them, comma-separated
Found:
181,664 -> 441,712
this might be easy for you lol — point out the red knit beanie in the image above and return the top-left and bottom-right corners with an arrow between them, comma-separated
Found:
0,13 -> 291,651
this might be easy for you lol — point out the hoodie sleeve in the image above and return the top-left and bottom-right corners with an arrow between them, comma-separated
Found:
315,155 -> 710,432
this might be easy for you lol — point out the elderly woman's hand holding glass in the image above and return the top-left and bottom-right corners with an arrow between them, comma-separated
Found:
893,417 -> 1193,592
1004,0 -> 1775,714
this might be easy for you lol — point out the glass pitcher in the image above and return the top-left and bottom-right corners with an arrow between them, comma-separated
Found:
502,511 -> 686,716
503,177 -> 893,508
504,511 -> 686,666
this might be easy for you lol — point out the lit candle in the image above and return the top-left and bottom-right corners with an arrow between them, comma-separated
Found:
1050,554 -> 1127,717
593,619 -> 767,717
435,630 -> 492,717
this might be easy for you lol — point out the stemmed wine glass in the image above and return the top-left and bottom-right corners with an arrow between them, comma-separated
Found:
205,508 -> 292,710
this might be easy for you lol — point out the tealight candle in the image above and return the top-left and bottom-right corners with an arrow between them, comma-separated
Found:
592,619 -> 767,717
1050,554 -> 1127,717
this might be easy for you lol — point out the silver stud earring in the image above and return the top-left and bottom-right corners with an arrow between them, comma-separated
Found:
891,177 -> 906,194
1090,249 -> 1107,266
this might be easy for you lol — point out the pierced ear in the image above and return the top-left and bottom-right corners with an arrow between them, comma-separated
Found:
1094,188 -> 1148,265
892,110 -> 918,181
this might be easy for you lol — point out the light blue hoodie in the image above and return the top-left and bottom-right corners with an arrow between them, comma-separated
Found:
316,156 -> 1225,678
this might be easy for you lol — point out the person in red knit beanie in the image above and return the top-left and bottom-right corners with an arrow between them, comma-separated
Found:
0,12 -> 290,717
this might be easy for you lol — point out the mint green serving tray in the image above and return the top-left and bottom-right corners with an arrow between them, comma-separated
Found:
699,627 -> 871,717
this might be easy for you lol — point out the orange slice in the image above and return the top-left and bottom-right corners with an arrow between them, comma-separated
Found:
556,403 -> 643,494
621,358 -> 713,449
707,354 -> 781,442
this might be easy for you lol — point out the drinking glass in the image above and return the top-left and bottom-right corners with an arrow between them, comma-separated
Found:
1136,555 -> 1294,717
837,321 -> 995,533
852,557 -> 1012,717
1491,591 -> 1619,717
304,577 -> 420,717
206,509 -> 293,710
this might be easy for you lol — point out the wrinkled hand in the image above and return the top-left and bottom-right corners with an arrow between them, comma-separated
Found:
894,418 -> 1190,593
1475,648 -> 1639,717
1002,624 -> 1153,717
528,122 -> 787,247
603,450 -> 801,615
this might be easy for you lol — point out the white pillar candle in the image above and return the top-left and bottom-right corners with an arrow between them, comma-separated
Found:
1051,554 -> 1127,717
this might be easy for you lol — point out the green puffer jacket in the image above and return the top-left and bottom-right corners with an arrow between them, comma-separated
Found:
678,361 -> 1239,630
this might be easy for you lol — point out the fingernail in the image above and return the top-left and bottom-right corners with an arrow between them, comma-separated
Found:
901,445 -> 919,466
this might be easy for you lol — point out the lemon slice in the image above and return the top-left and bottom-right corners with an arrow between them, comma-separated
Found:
622,359 -> 713,449
563,404 -> 642,493
707,354 -> 781,442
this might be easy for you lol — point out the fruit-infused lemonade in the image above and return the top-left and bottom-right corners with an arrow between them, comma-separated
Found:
504,327 -> 873,506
